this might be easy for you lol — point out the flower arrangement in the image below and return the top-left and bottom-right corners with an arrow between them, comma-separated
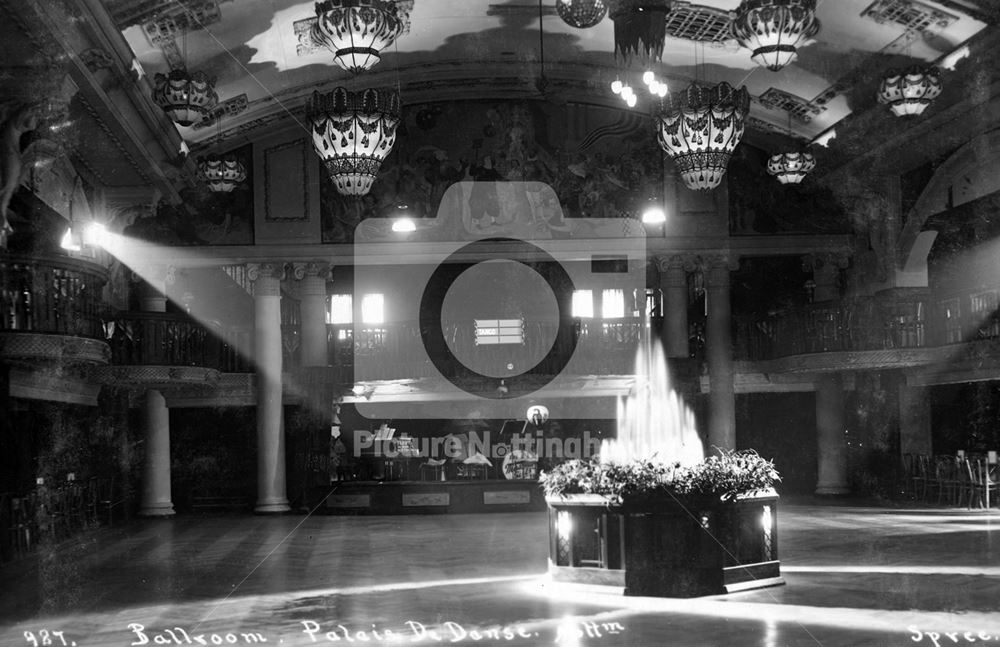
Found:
539,448 -> 781,503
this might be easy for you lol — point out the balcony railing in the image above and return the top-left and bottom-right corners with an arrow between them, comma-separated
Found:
0,254 -> 107,339
108,312 -> 249,372
328,318 -> 646,382
735,295 -> 931,361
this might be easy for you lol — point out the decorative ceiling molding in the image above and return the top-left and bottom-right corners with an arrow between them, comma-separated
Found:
664,1 -> 733,43
141,2 -> 223,45
757,87 -> 827,123
861,0 -> 960,33
192,93 -> 249,129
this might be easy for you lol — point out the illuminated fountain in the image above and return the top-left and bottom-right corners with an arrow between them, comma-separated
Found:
600,337 -> 703,469
543,334 -> 783,598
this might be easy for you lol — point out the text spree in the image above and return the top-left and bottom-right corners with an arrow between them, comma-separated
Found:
909,627 -> 1000,647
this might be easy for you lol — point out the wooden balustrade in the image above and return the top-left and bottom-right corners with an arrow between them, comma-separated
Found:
735,296 -> 932,361
328,318 -> 645,382
0,254 -> 107,339
108,312 -> 249,372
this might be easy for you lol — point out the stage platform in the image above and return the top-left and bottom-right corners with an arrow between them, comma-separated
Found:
317,479 -> 546,515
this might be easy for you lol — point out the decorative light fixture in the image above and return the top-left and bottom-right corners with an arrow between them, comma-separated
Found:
609,0 -> 671,63
311,0 -> 412,74
306,87 -> 401,196
767,151 -> 815,184
198,155 -> 247,192
877,66 -> 942,117
152,69 -> 218,127
656,82 -> 750,191
556,0 -> 608,28
731,0 -> 820,72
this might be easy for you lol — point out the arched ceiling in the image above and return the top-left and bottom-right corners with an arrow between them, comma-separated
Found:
109,0 -> 989,153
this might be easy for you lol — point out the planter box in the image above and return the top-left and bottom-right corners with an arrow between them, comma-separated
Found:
546,491 -> 783,597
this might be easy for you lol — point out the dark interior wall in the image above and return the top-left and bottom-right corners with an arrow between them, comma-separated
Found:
735,392 -> 817,495
169,407 -> 256,510
931,381 -> 1000,454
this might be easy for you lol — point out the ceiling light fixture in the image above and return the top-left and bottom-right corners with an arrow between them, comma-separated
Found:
877,66 -> 942,117
198,155 -> 247,192
731,0 -> 820,72
766,151 -> 815,184
556,0 -> 608,28
656,82 -> 750,191
311,0 -> 412,74
610,0 -> 671,64
152,69 -> 218,127
306,87 -> 401,196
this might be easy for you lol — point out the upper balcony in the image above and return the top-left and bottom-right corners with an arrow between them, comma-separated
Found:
103,311 -> 251,387
0,254 -> 110,366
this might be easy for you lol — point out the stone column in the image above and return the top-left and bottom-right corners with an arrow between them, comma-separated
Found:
658,255 -> 691,358
138,389 -> 174,516
815,373 -> 849,495
293,262 -> 331,368
250,262 -> 290,513
138,267 -> 175,516
899,382 -> 932,456
705,255 -> 736,451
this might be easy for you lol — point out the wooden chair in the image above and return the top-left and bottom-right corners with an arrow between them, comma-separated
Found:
967,459 -> 998,509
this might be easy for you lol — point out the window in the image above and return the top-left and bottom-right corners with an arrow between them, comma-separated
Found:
602,289 -> 625,319
328,294 -> 352,324
361,293 -> 385,324
572,290 -> 593,318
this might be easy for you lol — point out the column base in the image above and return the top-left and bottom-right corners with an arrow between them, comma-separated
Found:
138,502 -> 175,517
254,500 -> 291,514
814,485 -> 851,495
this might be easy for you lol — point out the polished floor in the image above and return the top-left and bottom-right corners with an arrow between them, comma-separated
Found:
1,501 -> 999,647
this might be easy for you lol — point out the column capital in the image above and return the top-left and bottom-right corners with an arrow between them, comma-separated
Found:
246,262 -> 286,283
290,261 -> 332,281
656,254 -> 698,273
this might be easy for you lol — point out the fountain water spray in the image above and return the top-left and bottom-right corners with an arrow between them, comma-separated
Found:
599,335 -> 703,467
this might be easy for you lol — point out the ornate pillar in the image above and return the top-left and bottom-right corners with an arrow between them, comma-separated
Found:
138,266 -> 175,516
292,262 -> 331,368
815,373 -> 849,495
704,255 -> 737,450
658,255 -> 693,358
249,262 -> 290,513
802,253 -> 847,303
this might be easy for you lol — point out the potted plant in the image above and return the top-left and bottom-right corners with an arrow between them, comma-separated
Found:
540,449 -> 783,597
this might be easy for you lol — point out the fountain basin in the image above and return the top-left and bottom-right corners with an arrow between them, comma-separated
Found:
546,490 -> 783,597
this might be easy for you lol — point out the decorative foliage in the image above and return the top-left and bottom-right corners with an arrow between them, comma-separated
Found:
556,0 -> 608,29
152,69 -> 218,127
656,82 -> 751,191
766,151 -> 816,184
609,0 -> 671,63
877,66 -> 942,117
732,0 -> 820,72
306,87 -> 401,196
540,448 -> 781,502
311,0 -> 412,74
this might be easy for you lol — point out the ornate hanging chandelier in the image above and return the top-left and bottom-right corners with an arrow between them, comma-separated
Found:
311,0 -> 412,74
767,151 -> 815,184
152,69 -> 219,127
306,87 -> 401,196
557,0 -> 608,29
877,66 -> 943,117
609,0 -> 671,63
198,155 -> 247,193
731,0 -> 820,72
656,82 -> 750,191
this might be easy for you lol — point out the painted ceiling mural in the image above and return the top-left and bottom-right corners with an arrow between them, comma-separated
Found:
320,99 -> 662,243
